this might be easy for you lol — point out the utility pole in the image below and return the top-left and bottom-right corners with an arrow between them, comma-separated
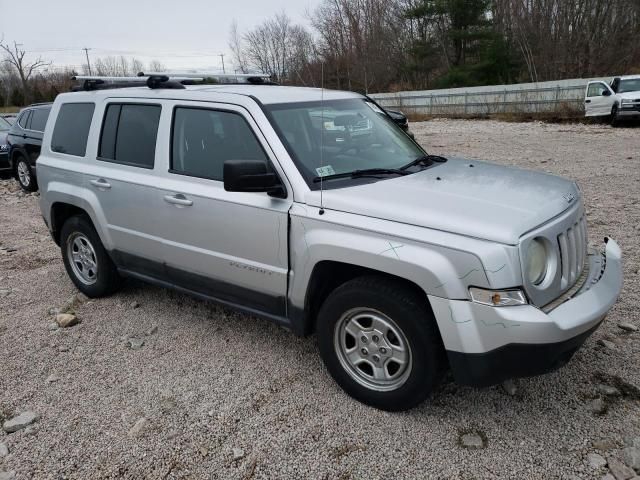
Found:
219,53 -> 226,74
83,47 -> 92,75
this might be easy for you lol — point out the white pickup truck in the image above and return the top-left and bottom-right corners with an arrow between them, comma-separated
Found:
584,75 -> 640,125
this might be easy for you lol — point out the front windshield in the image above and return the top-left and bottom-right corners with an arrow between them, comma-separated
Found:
619,79 -> 640,93
266,99 -> 425,188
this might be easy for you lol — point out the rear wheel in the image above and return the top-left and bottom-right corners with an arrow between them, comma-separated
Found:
15,156 -> 37,192
60,215 -> 121,297
316,276 -> 446,411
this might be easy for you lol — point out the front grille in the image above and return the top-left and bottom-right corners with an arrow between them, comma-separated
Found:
557,215 -> 587,290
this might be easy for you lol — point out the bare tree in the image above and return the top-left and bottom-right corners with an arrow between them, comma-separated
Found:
93,56 -> 146,76
0,39 -> 50,104
229,20 -> 249,73
148,59 -> 166,72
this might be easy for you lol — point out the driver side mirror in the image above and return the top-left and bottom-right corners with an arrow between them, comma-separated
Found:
602,89 -> 612,96
223,160 -> 286,198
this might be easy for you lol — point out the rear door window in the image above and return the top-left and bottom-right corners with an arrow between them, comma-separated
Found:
98,103 -> 161,169
29,107 -> 51,132
51,103 -> 95,156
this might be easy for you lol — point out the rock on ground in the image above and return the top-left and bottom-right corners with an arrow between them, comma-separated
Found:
232,448 -> 245,461
0,443 -> 8,457
55,313 -> 80,328
127,337 -> 144,350
128,417 -> 147,437
588,453 -> 608,469
589,398 -> 608,415
623,446 -> 640,472
459,432 -> 485,449
618,323 -> 639,332
2,411 -> 39,433
608,457 -> 636,480
597,384 -> 622,397
0,471 -> 16,480
502,379 -> 518,395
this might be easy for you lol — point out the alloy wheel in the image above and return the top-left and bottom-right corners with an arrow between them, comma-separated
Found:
66,232 -> 99,285
17,161 -> 30,187
334,307 -> 412,392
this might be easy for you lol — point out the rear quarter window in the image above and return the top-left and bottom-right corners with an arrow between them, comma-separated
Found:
51,103 -> 95,157
17,110 -> 32,129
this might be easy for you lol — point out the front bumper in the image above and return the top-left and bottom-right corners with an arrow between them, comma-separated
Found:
429,238 -> 623,386
617,107 -> 640,118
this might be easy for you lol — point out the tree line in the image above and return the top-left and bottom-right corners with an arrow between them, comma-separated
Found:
232,0 -> 640,92
2,0 -> 639,107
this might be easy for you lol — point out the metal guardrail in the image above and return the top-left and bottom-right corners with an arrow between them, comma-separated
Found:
369,77 -> 611,116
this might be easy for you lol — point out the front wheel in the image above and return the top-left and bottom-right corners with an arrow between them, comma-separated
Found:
60,215 -> 121,297
610,105 -> 619,127
15,156 -> 37,192
316,276 -> 446,411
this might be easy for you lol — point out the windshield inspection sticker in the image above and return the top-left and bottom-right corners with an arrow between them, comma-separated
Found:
315,165 -> 336,177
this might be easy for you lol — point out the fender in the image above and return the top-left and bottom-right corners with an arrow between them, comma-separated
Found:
287,203 -> 522,337
8,146 -> 29,171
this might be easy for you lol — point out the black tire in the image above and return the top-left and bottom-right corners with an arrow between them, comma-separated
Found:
60,215 -> 121,298
316,276 -> 446,411
610,105 -> 619,127
14,155 -> 37,192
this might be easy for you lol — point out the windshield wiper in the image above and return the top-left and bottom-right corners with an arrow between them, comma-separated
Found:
313,168 -> 409,183
399,154 -> 447,171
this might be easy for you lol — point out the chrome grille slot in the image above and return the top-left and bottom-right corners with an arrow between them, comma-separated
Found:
557,215 -> 587,291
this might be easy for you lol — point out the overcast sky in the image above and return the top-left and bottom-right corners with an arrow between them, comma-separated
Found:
1,0 -> 319,74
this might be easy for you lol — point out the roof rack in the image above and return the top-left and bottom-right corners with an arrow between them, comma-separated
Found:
70,71 -> 277,92
71,75 -> 203,91
137,72 -> 277,85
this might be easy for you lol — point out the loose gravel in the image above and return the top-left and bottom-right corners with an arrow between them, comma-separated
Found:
1,119 -> 639,479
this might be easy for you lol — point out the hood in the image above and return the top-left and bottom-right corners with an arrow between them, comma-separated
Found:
0,131 -> 8,146
305,158 -> 580,245
618,91 -> 640,100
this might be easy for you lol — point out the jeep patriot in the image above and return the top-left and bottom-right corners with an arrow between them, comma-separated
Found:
37,75 -> 623,411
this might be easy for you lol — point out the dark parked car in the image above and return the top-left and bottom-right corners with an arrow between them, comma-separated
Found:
0,116 -> 12,175
7,103 -> 52,191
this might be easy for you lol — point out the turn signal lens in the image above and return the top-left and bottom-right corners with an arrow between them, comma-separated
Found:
469,287 -> 527,307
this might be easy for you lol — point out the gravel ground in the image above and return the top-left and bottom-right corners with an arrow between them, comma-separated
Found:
1,119 -> 639,480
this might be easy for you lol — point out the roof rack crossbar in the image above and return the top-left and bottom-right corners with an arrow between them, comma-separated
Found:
71,75 -> 201,91
137,71 -> 278,85
138,71 -> 271,79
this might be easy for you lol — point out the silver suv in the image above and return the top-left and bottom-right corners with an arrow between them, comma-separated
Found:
38,76 -> 623,411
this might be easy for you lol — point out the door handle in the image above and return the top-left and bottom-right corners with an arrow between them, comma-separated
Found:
90,178 -> 111,189
163,194 -> 193,207
585,100 -> 591,103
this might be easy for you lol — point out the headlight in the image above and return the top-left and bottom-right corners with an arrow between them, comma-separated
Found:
526,238 -> 548,285
621,99 -> 634,105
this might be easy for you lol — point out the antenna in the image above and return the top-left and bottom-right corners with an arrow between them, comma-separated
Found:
319,61 -> 325,215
